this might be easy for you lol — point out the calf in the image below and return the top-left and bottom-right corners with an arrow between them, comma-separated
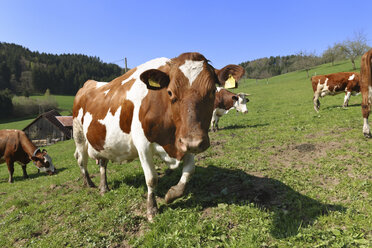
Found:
0,129 -> 55,183
311,72 -> 360,112
360,49 -> 372,138
72,52 -> 245,221
211,87 -> 250,131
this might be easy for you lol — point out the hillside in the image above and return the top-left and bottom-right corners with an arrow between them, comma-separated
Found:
0,58 -> 370,247
0,42 -> 122,95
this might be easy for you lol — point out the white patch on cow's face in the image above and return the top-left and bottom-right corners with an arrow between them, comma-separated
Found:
39,154 -> 55,173
122,57 -> 171,85
216,87 -> 223,92
96,82 -> 107,88
179,60 -> 204,86
234,96 -> 248,113
104,89 -> 110,95
348,74 -> 355,80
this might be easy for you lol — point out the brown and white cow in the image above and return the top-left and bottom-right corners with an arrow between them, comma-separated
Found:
0,129 -> 55,183
72,52 -> 244,221
360,49 -> 372,138
311,72 -> 360,112
210,87 -> 250,131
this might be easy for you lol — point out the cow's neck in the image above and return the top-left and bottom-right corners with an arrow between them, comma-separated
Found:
20,134 -> 38,158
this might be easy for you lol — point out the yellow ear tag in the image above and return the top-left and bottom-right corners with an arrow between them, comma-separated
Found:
224,74 -> 236,89
149,78 -> 161,88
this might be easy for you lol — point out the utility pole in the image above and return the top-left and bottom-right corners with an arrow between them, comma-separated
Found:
124,57 -> 128,73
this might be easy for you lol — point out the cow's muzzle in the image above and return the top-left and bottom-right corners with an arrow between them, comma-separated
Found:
179,136 -> 210,153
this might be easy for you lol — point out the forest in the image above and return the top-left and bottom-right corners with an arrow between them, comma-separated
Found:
0,42 -> 122,96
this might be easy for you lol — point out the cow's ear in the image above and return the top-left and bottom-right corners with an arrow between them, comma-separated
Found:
31,156 -> 41,161
140,69 -> 170,90
215,65 -> 245,89
232,95 -> 238,101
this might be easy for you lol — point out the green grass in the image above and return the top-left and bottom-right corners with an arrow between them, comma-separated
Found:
0,95 -> 74,130
0,60 -> 371,247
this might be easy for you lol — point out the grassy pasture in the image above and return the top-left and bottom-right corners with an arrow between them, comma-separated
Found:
0,60 -> 371,247
0,95 -> 74,130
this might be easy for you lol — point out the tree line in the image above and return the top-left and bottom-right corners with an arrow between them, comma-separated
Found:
240,31 -> 370,80
0,42 -> 122,96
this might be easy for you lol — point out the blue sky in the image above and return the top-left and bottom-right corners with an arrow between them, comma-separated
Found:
1,0 -> 371,69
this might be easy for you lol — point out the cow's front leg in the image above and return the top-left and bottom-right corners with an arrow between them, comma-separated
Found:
6,160 -> 14,183
165,153 -> 195,204
138,149 -> 158,221
98,159 -> 109,195
343,91 -> 351,107
21,164 -> 28,179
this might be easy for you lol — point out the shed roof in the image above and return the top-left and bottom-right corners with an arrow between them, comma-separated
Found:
56,116 -> 73,127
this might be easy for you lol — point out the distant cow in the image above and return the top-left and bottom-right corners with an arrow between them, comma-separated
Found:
210,87 -> 250,131
360,49 -> 372,138
0,129 -> 55,183
72,52 -> 244,221
311,72 -> 360,112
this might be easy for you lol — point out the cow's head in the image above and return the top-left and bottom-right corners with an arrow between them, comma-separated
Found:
32,149 -> 56,175
140,52 -> 244,154
234,93 -> 250,114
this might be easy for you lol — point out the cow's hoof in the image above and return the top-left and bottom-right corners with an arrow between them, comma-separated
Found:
363,132 -> 372,138
99,185 -> 110,195
8,180 -> 14,184
165,184 -> 185,204
146,207 -> 158,222
84,179 -> 96,188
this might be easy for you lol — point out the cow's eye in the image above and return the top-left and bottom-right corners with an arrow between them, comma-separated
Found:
167,90 -> 172,97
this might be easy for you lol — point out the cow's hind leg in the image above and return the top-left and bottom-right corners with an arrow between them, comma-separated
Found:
6,159 -> 14,183
98,158 -> 109,195
165,153 -> 195,204
73,119 -> 96,187
74,148 -> 96,188
21,164 -> 28,179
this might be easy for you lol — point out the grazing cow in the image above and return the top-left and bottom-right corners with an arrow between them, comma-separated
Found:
360,49 -> 372,138
0,129 -> 55,183
210,87 -> 250,131
72,52 -> 245,221
311,72 -> 360,112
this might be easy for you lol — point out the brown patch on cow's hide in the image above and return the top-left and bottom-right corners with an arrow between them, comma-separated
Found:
73,72 -> 137,151
214,89 -> 236,110
311,72 -> 360,94
86,119 -> 107,151
120,100 -> 134,134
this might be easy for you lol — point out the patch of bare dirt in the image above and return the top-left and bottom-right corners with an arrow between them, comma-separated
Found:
269,141 -> 343,169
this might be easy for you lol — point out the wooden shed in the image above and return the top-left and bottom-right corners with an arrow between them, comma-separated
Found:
23,110 -> 73,146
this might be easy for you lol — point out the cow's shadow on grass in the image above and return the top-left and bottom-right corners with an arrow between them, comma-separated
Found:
123,164 -> 345,239
322,103 -> 360,110
0,167 -> 66,183
219,123 -> 269,131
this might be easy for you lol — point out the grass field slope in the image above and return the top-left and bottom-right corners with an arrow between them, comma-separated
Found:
0,60 -> 371,247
